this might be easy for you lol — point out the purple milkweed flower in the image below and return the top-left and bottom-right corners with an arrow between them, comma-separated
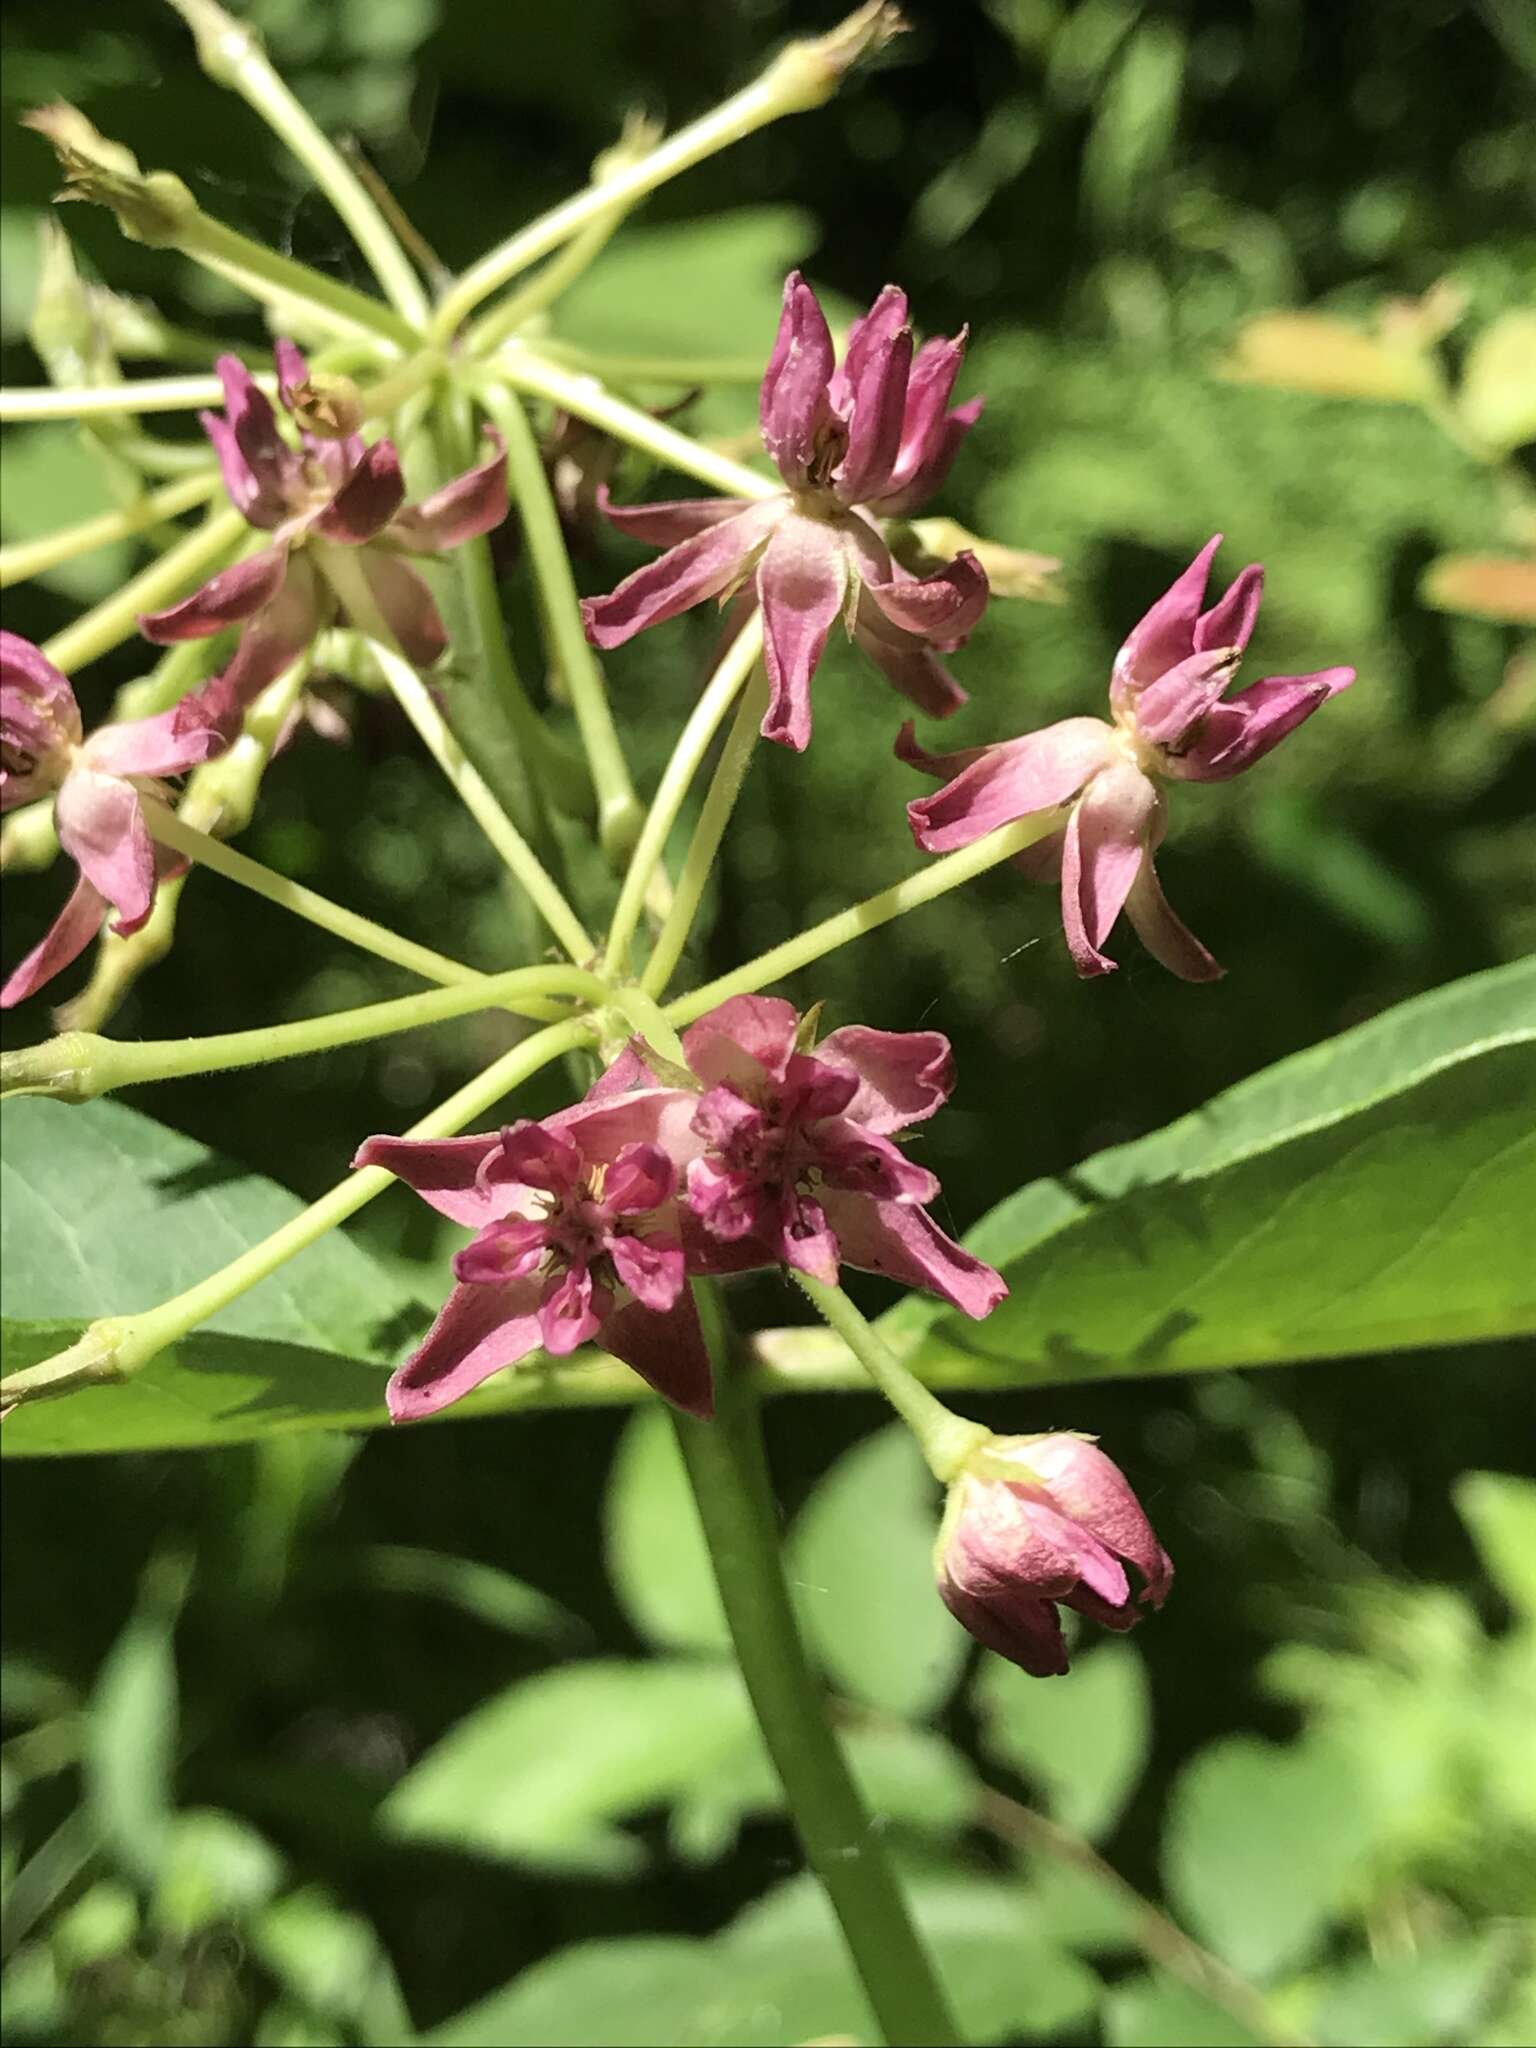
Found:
138,343 -> 507,702
936,1432 -> 1173,1677
900,535 -> 1355,979
354,1084 -> 713,1424
0,631 -> 239,1006
582,272 -> 989,752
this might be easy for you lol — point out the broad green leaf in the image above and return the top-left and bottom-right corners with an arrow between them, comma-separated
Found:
788,1422 -> 969,1720
1453,1471 -> 1536,1619
1308,1932 -> 1514,2047
1105,1972 -> 1264,2047
427,1938 -> 726,2048
1457,311 -> 1536,454
382,1659 -> 762,1876
84,1553 -> 186,1884
974,1641 -> 1150,1840
0,424 -> 131,602
152,1808 -> 285,1937
604,1407 -> 730,1654
1164,1733 -> 1373,1980
759,959 -> 1536,1389
249,1887 -> 411,2045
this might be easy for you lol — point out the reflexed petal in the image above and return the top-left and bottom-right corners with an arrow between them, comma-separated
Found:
387,432 -> 510,552
851,599 -> 969,718
213,353 -> 295,510
54,767 -> 155,930
814,1024 -> 955,1132
599,1290 -> 714,1418
200,411 -> 286,529
1178,667 -> 1355,781
756,513 -> 849,751
812,1117 -> 939,1204
1114,534 -> 1221,695
938,1573 -> 1070,1677
313,440 -> 406,544
828,1192 -> 1007,1318
759,270 -> 838,488
216,553 -> 328,707
607,1229 -> 685,1311
138,545 -> 291,644
892,718 -> 996,783
682,994 -> 800,1089
904,718 -> 1116,853
387,1277 -> 544,1421
0,873 -> 106,1009
595,485 -> 760,546
1194,561 -> 1263,655
353,1131 -> 507,1227
581,501 -> 778,649
81,689 -> 234,779
1059,759 -> 1158,977
859,549 -> 988,648
350,550 -> 448,667
1124,855 -> 1223,982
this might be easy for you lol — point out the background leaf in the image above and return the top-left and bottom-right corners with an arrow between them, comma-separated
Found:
974,1641 -> 1150,1840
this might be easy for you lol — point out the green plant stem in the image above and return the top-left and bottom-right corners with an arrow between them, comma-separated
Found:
339,620 -> 594,963
169,0 -> 431,326
0,468 -> 220,588
794,1276 -> 987,1482
179,211 -> 415,348
493,346 -> 775,499
140,801 -> 494,989
354,348 -> 445,417
39,505 -> 248,673
474,381 -> 643,863
641,658 -> 767,997
0,1018 -> 596,1409
605,617 -> 766,978
665,812 -> 1066,1026
673,1281 -> 963,2048
466,192 -> 636,358
531,343 -> 769,386
0,375 -> 237,420
3,965 -> 607,1101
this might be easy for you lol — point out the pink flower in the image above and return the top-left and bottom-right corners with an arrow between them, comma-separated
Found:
353,1083 -> 712,1423
900,535 -> 1355,979
138,343 -> 507,703
582,272 -> 988,751
936,1433 -> 1173,1677
606,995 -> 1006,1317
1,632 -> 238,1007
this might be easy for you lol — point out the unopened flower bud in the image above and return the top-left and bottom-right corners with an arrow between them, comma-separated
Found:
935,1432 -> 1172,1677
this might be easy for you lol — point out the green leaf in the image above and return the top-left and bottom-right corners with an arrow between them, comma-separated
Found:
84,1552 -> 187,1885
1104,1972 -> 1265,2047
248,1887 -> 412,2045
788,1422 -> 969,1720
1164,1733 -> 1374,1980
604,1408 -> 730,1654
974,1641 -> 1150,1840
348,1544 -> 579,1643
1453,1471 -> 1536,1620
0,424 -> 131,602
1308,1933 -> 1514,2047
427,1938 -> 725,2048
152,1808 -> 285,1938
382,1659 -> 762,1876
760,959 -> 1536,1389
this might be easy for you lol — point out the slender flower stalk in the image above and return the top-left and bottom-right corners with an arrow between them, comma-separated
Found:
0,1017 -> 598,1411
475,382 -> 643,862
165,0 -> 431,327
674,1280 -> 964,2048
140,800 -> 496,990
531,344 -> 770,387
0,375 -> 250,421
794,1275 -> 988,1480
639,659 -> 768,997
350,625 -> 596,963
665,810 -> 1066,1027
40,505 -> 247,674
428,5 -> 901,346
2,964 -> 608,1102
604,615 -> 766,978
0,469 -> 221,589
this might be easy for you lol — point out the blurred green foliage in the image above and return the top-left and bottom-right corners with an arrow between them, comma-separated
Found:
1,0 -> 1533,2042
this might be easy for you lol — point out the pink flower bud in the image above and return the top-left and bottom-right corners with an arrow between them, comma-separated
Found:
936,1433 -> 1172,1676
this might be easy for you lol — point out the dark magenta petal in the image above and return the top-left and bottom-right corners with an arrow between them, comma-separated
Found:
582,501 -> 778,650
904,718 -> 1115,854
756,514 -> 849,752
138,545 -> 291,644
1058,759 -> 1158,977
1124,856 -> 1223,982
386,1278 -> 544,1422
388,432 -> 509,553
53,767 -> 155,931
313,440 -> 406,545
759,271 -> 838,488
0,872 -> 105,1009
599,1291 -> 714,1418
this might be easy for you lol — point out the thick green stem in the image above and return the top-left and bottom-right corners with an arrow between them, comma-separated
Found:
40,506 -> 247,674
475,381 -> 642,863
794,1277 -> 987,1483
0,376 -> 236,420
641,658 -> 767,997
665,812 -> 1066,1028
180,212 -> 415,348
673,1282 -> 963,2048
168,0 -> 431,326
605,617 -> 765,978
2,965 -> 605,1101
0,468 -> 220,588
0,1018 -> 595,1409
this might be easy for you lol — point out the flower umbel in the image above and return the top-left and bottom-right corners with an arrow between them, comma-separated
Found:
936,1432 -> 1173,1676
900,535 -> 1356,978
1,632 -> 238,1007
138,343 -> 507,699
354,1083 -> 712,1422
583,272 -> 989,751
